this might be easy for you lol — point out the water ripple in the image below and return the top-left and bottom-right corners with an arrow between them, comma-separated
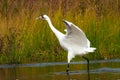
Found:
0,59 -> 120,68
55,67 -> 120,75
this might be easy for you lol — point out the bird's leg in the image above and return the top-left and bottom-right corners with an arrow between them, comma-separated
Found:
82,56 -> 90,80
66,63 -> 70,75
66,63 -> 70,80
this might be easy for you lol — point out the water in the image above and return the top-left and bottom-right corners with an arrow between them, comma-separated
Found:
0,59 -> 120,80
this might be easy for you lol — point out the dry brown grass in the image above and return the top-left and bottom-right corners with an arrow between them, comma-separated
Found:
0,0 -> 120,63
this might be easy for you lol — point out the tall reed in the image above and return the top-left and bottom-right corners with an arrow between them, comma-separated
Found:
0,0 -> 120,64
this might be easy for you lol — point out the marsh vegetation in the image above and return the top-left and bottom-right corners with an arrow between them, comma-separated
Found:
0,0 -> 120,64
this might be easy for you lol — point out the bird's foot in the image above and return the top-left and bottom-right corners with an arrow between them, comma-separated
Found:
66,68 -> 69,75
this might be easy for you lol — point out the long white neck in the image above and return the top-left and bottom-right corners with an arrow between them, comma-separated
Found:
46,18 -> 64,40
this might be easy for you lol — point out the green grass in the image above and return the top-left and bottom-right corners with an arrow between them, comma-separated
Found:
0,0 -> 120,64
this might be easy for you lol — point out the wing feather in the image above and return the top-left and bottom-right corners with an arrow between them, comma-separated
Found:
64,21 -> 90,48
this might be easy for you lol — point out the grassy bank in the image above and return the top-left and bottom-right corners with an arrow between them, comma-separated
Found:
0,0 -> 120,64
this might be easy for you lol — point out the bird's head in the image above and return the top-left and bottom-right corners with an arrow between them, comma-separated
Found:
36,14 -> 49,21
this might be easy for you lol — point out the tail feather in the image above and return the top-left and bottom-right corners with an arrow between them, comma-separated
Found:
86,47 -> 96,52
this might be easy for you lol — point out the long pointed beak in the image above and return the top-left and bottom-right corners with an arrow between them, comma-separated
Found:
36,15 -> 43,20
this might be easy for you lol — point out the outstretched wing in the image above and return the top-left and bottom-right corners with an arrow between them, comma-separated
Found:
63,20 -> 90,48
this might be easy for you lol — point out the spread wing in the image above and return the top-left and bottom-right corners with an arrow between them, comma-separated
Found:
63,20 -> 90,48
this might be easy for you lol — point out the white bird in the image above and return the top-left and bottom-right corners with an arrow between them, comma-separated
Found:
36,15 -> 96,80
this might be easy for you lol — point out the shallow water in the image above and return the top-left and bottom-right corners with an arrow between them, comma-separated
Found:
0,59 -> 120,80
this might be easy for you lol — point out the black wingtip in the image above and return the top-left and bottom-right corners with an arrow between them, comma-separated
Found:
63,20 -> 68,25
63,19 -> 66,22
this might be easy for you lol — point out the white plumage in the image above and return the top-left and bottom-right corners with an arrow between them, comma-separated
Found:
36,15 -> 96,79
36,15 -> 96,63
